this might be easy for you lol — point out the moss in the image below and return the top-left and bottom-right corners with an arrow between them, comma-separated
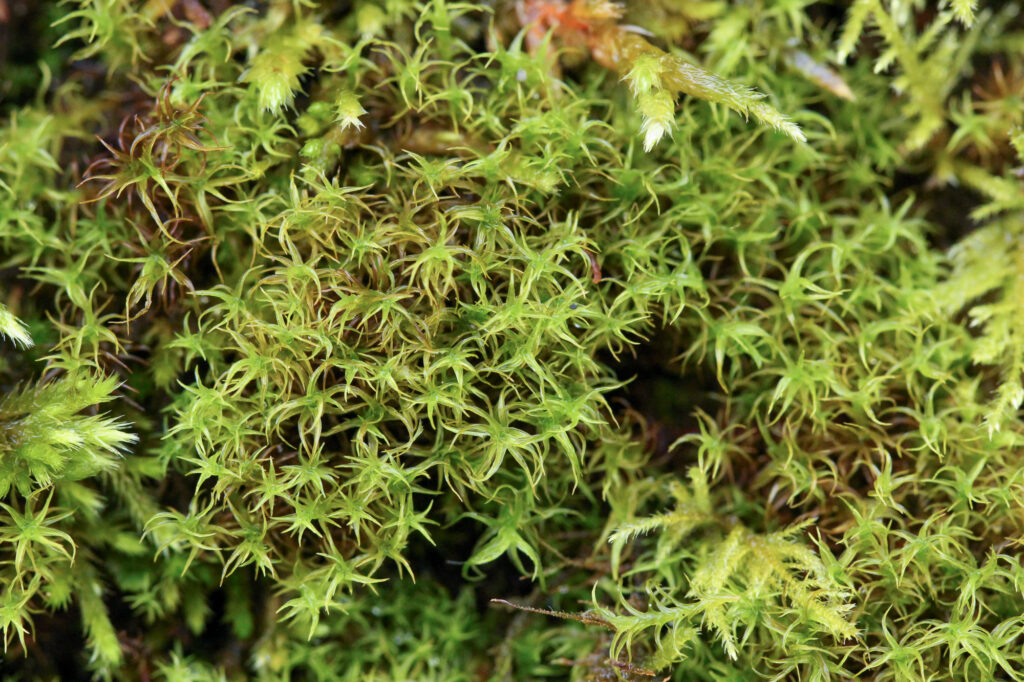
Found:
2,0 -> 1024,679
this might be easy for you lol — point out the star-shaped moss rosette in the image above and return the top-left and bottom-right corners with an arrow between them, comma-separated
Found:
1,0 -> 1023,679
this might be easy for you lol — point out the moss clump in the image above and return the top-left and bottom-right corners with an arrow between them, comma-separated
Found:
3,0 -> 1024,679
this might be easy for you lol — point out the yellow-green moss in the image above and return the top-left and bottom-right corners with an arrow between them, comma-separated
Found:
2,0 -> 1024,679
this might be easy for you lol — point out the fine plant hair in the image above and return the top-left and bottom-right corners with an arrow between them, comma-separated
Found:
2,0 -> 1024,680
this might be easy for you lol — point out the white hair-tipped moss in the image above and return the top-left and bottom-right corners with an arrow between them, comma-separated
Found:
0,303 -> 31,349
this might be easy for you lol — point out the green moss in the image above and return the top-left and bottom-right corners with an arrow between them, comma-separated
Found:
2,0 -> 1024,679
